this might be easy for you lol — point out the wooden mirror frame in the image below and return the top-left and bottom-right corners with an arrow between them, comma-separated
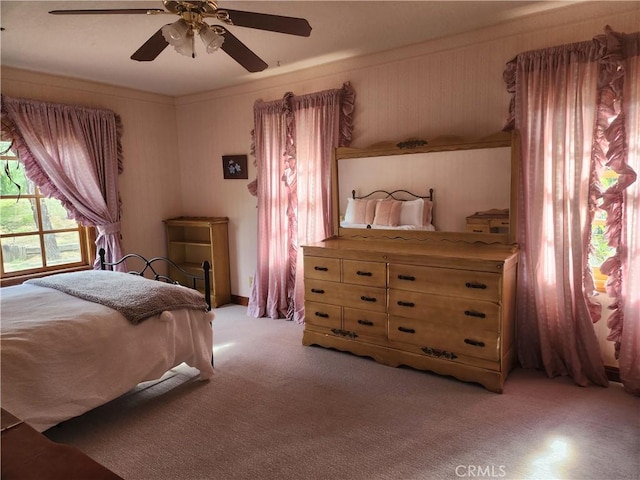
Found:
332,130 -> 520,245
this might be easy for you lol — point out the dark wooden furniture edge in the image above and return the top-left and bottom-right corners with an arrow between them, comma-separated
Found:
2,408 -> 123,480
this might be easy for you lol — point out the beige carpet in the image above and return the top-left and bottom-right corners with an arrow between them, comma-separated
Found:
45,305 -> 639,480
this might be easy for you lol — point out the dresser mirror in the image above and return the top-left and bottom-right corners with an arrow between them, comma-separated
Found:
333,131 -> 519,245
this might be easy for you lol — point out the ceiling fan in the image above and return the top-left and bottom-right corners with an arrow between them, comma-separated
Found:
49,0 -> 312,73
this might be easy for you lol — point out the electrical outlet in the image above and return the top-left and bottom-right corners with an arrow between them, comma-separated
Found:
248,276 -> 254,288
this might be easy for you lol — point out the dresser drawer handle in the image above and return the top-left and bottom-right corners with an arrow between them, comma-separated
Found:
331,328 -> 358,339
311,288 -> 325,294
421,346 -> 458,360
465,282 -> 487,290
464,310 -> 486,319
397,301 -> 415,308
397,275 -> 416,281
357,319 -> 374,326
464,338 -> 485,347
315,312 -> 329,318
356,270 -> 373,277
397,326 -> 416,334
314,266 -> 328,272
360,296 -> 377,302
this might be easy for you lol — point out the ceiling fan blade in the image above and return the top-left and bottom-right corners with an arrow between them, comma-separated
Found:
219,27 -> 268,72
49,9 -> 166,15
131,28 -> 169,62
223,10 -> 312,37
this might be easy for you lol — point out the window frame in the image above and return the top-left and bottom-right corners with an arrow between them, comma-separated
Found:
0,151 -> 95,286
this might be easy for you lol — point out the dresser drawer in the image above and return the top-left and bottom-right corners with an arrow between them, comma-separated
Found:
304,256 -> 341,282
305,301 -> 341,329
388,316 -> 500,361
388,264 -> 502,301
489,218 -> 510,229
343,307 -> 387,338
305,279 -> 386,312
466,224 -> 490,234
342,260 -> 386,287
388,290 -> 500,332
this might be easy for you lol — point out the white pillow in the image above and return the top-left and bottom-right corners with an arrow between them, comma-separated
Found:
399,198 -> 425,226
344,197 -> 357,223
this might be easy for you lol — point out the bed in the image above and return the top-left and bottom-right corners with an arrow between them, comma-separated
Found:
340,188 -> 435,230
0,249 -> 215,432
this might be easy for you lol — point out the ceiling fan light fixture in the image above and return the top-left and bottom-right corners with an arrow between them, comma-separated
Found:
174,36 -> 195,57
161,18 -> 189,44
200,24 -> 225,53
162,19 -> 195,57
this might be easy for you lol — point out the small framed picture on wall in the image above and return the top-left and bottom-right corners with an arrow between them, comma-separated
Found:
222,155 -> 248,179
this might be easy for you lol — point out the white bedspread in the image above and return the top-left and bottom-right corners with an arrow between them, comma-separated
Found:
0,283 -> 215,432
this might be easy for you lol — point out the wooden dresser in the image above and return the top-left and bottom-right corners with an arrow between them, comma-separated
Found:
302,238 -> 518,393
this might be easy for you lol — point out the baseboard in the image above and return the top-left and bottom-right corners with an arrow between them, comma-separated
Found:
605,365 -> 621,383
230,295 -> 249,306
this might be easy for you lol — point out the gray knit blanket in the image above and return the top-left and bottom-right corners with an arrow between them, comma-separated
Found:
26,270 -> 208,324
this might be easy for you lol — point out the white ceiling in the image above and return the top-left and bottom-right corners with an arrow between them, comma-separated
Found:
1,1 -> 578,97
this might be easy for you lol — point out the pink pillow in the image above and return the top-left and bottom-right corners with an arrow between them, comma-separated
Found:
373,200 -> 402,226
423,200 -> 434,225
346,198 -> 377,224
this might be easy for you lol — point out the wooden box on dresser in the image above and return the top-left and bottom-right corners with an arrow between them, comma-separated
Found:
302,239 -> 518,393
164,216 -> 231,308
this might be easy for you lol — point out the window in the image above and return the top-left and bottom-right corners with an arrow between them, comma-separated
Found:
0,142 -> 93,284
589,168 -> 619,292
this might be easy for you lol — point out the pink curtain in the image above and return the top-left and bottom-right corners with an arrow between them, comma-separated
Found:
248,98 -> 291,319
504,28 -> 639,393
616,33 -> 640,394
248,83 -> 355,322
510,41 -> 609,387
289,90 -> 346,323
1,96 -> 125,270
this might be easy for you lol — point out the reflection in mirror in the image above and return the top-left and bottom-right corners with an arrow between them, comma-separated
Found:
333,132 -> 519,244
338,147 -> 511,232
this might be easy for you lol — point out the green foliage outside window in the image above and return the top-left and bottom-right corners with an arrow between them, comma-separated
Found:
0,142 -> 85,276
589,169 -> 619,271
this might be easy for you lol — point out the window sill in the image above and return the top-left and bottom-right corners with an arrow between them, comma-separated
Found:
1,265 -> 94,288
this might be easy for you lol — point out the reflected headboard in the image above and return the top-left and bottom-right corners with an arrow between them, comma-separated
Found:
341,188 -> 435,231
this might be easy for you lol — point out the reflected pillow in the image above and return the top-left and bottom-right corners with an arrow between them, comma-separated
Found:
373,200 -> 402,226
423,199 -> 434,226
399,198 -> 424,226
344,197 -> 377,224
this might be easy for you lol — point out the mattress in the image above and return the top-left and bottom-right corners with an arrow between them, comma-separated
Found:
0,282 -> 215,432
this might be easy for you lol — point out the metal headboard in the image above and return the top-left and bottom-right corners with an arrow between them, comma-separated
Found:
98,248 -> 211,311
351,188 -> 434,201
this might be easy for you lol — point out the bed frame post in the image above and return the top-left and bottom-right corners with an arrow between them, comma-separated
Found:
202,261 -> 211,311
98,248 -> 107,270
